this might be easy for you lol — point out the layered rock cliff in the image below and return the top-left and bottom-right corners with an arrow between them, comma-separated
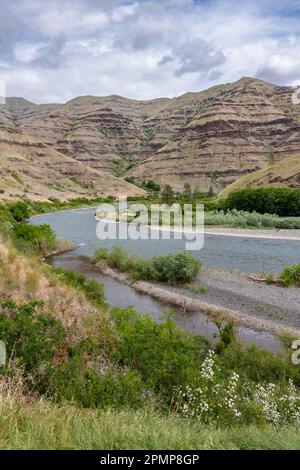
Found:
1,77 -> 300,195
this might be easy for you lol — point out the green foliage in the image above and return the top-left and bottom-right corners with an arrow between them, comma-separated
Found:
93,247 -> 202,285
205,209 -> 300,229
280,264 -> 300,287
177,350 -> 300,426
148,252 -> 202,285
143,128 -> 156,141
8,202 -> 30,222
46,356 -> 146,409
214,322 -> 237,355
0,300 -> 65,371
111,307 -> 209,402
183,183 -> 192,200
3,399 -> 300,450
217,341 -> 300,385
224,188 -> 300,217
141,180 -> 161,192
53,268 -> 106,307
161,185 -> 175,205
13,223 -> 57,255
28,196 -> 115,215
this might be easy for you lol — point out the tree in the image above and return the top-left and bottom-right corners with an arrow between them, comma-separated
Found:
183,183 -> 192,200
161,185 -> 175,205
207,186 -> 215,198
8,202 -> 29,222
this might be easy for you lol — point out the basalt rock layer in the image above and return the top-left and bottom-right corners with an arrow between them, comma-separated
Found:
1,77 -> 300,195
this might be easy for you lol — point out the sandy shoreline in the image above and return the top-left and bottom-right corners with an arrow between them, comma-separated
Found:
32,208 -> 300,241
204,227 -> 300,240
96,216 -> 300,241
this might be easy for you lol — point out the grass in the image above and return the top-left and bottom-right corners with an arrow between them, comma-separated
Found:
184,283 -> 208,295
219,154 -> 300,198
0,398 -> 300,450
280,264 -> 300,287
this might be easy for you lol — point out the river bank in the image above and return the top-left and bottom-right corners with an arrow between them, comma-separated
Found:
204,227 -> 300,240
92,259 -> 300,340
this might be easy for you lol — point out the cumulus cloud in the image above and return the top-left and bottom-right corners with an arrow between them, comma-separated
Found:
0,0 -> 299,102
256,49 -> 300,85
158,38 -> 226,77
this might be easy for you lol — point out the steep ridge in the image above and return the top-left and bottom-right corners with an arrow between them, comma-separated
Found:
1,77 -> 300,192
0,128 -> 144,202
130,78 -> 300,190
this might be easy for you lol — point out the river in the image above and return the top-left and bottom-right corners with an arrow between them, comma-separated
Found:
30,207 -> 300,352
32,207 -> 300,273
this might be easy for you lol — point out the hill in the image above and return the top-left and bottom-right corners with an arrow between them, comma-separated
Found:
2,77 -> 300,193
219,153 -> 300,197
0,129 -> 144,202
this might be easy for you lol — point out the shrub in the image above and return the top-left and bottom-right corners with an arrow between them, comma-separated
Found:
217,341 -> 300,385
177,350 -> 300,426
149,253 -> 202,284
110,307 -> 209,403
8,202 -> 30,222
280,264 -> 300,287
205,209 -> 300,229
161,185 -> 175,205
224,188 -> 300,217
13,223 -> 57,255
46,356 -> 146,409
0,301 -> 65,371
53,268 -> 106,307
93,247 -> 202,285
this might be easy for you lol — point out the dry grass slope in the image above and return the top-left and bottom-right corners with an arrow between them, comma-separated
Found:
219,153 -> 300,197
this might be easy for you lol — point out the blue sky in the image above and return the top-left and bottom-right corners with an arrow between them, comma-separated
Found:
0,0 -> 299,103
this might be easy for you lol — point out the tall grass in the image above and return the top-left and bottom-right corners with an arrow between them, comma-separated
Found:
0,397 -> 300,450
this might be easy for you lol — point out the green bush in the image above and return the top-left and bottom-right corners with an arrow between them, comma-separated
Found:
217,341 -> 300,385
8,202 -> 30,222
280,264 -> 300,287
0,301 -> 65,371
45,356 -> 146,409
148,253 -> 202,284
13,223 -> 57,255
93,247 -> 202,285
110,307 -> 209,403
53,268 -> 106,308
224,188 -> 300,217
177,350 -> 300,426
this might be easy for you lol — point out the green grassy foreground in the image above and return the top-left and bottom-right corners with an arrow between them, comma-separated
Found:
1,400 -> 300,450
1,200 -> 300,450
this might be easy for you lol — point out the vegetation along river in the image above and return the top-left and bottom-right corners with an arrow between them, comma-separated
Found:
31,207 -> 300,352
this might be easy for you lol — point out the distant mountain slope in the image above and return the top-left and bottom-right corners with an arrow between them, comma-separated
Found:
1,77 -> 300,193
219,154 -> 300,197
0,129 -> 144,202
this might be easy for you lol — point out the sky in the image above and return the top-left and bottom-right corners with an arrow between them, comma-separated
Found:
0,0 -> 300,103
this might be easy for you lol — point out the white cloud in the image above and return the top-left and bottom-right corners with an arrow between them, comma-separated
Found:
0,0 -> 300,102
35,7 -> 109,37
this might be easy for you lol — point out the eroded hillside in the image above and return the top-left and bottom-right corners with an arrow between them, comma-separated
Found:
1,77 -> 300,194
